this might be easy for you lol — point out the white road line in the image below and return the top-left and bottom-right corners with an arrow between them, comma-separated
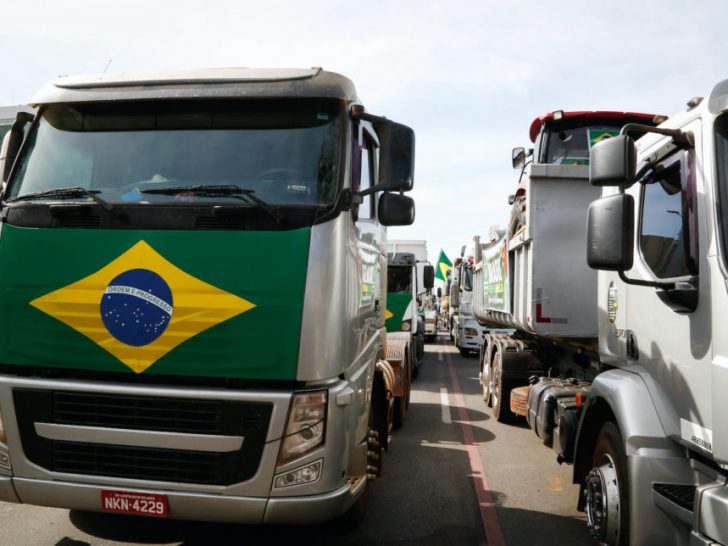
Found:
440,387 -> 452,424
438,351 -> 443,361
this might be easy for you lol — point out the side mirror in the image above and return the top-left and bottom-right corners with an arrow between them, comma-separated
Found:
586,193 -> 634,270
437,287 -> 442,298
378,192 -> 415,226
512,147 -> 526,170
423,265 -> 435,290
589,135 -> 637,187
378,119 -> 415,192
0,111 -> 34,184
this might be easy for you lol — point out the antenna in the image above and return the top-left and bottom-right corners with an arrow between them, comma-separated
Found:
103,58 -> 113,73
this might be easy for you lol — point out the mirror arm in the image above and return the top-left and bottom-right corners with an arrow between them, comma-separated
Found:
356,184 -> 386,197
618,270 -> 674,290
621,123 -> 694,149
351,105 -> 388,130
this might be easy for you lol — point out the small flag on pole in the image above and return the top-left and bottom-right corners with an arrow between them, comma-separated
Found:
435,250 -> 453,282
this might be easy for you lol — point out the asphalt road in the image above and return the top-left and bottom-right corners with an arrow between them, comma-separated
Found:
0,336 -> 592,545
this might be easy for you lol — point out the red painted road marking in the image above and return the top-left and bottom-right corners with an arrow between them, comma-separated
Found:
446,350 -> 506,546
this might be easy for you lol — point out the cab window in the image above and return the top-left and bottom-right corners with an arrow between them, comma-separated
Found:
638,150 -> 697,279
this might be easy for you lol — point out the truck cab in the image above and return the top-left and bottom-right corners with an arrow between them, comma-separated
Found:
450,249 -> 485,356
0,68 -> 415,525
583,81 -> 728,545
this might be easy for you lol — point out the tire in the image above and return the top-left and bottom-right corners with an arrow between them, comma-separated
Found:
459,347 -> 469,356
490,348 -> 514,422
481,352 -> 492,407
372,373 -> 389,451
393,354 -> 409,429
586,422 -> 629,546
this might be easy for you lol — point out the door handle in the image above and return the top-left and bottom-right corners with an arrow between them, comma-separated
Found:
626,331 -> 639,360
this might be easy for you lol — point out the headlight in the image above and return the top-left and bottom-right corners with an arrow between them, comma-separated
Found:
465,327 -> 478,336
400,321 -> 411,332
277,390 -> 327,465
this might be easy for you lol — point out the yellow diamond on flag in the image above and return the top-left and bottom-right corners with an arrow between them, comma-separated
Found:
30,240 -> 256,374
385,309 -> 394,320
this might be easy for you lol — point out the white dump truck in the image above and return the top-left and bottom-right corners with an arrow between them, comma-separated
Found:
0,68 -> 415,525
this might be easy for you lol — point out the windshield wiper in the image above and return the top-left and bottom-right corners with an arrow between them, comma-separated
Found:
140,184 -> 280,223
6,186 -> 120,215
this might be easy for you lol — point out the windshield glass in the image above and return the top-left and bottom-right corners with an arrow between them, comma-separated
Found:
388,266 -> 412,294
8,99 -> 343,205
462,268 -> 473,291
714,113 -> 728,266
543,120 -> 626,165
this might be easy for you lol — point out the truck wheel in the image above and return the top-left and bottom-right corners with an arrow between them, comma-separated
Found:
372,373 -> 389,451
490,349 -> 514,422
393,354 -> 410,429
459,347 -> 469,357
585,422 -> 629,546
481,353 -> 492,406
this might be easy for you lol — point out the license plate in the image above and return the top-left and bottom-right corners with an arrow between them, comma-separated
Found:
101,489 -> 168,518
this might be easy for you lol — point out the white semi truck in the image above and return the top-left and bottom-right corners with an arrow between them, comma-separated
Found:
0,68 -> 415,525
450,242 -> 486,356
471,108 -> 715,545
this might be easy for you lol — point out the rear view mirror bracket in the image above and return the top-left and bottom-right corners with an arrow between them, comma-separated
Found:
1,111 -> 35,184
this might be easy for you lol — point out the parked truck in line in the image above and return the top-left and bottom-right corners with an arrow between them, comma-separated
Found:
472,108 -> 707,544
0,68 -> 416,525
385,239 -> 435,382
450,242 -> 486,356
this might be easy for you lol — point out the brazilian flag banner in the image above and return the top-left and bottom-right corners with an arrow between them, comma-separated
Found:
435,249 -> 452,282
0,224 -> 310,380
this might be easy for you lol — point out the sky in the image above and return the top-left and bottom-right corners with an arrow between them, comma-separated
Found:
1,0 -> 727,267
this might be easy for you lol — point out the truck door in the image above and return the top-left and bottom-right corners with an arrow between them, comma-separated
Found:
623,118 -> 712,450
353,121 -> 385,334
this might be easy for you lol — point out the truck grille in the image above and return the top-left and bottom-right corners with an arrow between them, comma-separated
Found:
13,389 -> 273,486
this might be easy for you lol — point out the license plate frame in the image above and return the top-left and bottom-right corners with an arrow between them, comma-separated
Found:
101,489 -> 168,518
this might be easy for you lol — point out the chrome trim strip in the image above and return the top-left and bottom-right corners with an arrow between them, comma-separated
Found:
34,422 -> 244,453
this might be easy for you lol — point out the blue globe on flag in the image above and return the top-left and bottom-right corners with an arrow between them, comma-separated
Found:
100,269 -> 174,346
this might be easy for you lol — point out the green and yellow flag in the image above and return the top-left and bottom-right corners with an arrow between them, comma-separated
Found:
435,249 -> 453,282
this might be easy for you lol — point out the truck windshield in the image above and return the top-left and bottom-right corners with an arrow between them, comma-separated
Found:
714,113 -> 728,266
462,268 -> 473,291
7,99 -> 342,206
388,267 -> 412,294
543,121 -> 625,165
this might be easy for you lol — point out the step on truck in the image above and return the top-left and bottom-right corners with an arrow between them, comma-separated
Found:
0,68 -> 416,525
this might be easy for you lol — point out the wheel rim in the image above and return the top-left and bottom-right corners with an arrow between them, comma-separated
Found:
585,453 -> 621,544
490,355 -> 500,408
482,360 -> 491,401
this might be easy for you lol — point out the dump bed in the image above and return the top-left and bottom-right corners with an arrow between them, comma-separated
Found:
473,164 -> 600,339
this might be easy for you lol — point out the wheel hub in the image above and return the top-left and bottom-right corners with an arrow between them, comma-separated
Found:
585,455 -> 620,544
482,362 -> 491,397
